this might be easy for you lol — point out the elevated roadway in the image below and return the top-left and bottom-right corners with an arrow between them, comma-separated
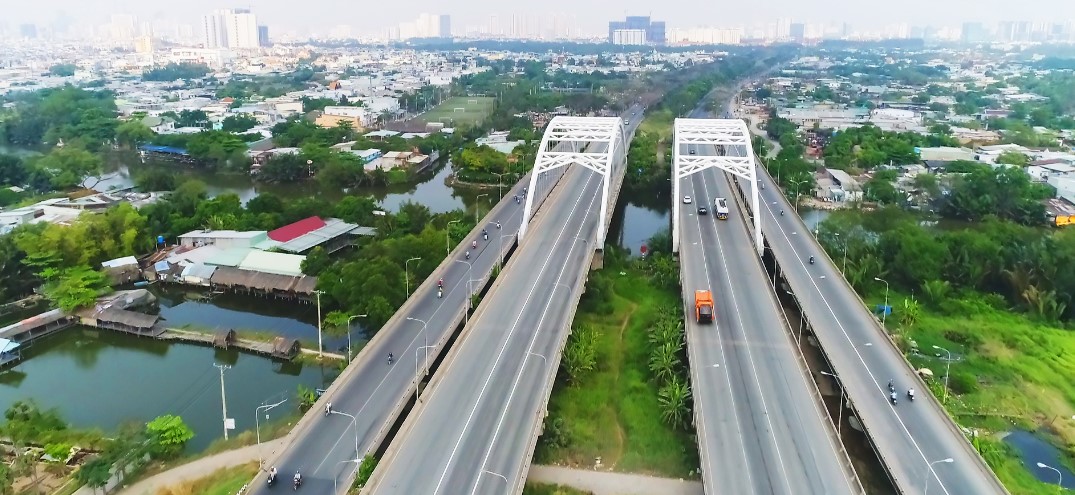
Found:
724,93 -> 1008,493
677,115 -> 862,493
244,164 -> 566,495
364,113 -> 639,495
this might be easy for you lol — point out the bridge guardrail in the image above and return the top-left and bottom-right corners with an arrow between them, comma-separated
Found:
732,167 -> 1009,495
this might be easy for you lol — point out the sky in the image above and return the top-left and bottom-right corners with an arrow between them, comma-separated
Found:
7,0 -> 1075,35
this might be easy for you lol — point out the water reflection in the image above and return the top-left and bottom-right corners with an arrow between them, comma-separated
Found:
1004,430 -> 1075,489
0,328 -> 335,453
609,190 -> 671,256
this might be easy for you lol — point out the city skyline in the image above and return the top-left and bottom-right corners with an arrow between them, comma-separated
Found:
5,0 -> 1075,37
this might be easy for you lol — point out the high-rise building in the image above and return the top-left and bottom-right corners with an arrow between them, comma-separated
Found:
961,22 -> 988,43
608,15 -> 665,44
438,15 -> 451,37
19,24 -> 37,39
790,23 -> 805,42
258,25 -> 270,47
202,8 -> 260,49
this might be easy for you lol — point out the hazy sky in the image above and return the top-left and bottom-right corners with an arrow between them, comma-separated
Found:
9,0 -> 1075,34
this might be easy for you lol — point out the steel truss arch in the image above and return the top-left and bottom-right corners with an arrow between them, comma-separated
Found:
672,118 -> 763,255
519,116 -> 627,245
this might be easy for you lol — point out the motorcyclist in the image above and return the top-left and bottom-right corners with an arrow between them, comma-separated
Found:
482,228 -> 487,235
888,379 -> 894,391
780,210 -> 784,216
269,466 -> 277,481
908,388 -> 915,399
293,471 -> 301,487
465,251 -> 470,260
325,403 -> 332,415
890,391 -> 898,404
438,278 -> 443,288
495,222 -> 501,229
388,353 -> 394,364
472,240 -> 477,249
437,288 -> 443,298
809,256 -> 815,264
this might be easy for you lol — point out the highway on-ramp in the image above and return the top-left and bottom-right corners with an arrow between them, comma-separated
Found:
743,151 -> 1008,494
679,138 -> 861,495
365,114 -> 641,495
246,171 -> 549,495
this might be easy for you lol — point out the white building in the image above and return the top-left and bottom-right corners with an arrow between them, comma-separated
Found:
203,8 -> 260,49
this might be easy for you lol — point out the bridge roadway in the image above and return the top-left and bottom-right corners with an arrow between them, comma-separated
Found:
733,120 -> 1008,493
679,138 -> 862,494
365,115 -> 640,495
246,169 -> 565,495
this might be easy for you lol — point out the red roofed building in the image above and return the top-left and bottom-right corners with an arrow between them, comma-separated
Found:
269,216 -> 326,242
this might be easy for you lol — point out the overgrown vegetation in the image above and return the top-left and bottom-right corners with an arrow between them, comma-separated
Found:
154,462 -> 258,495
537,247 -> 697,477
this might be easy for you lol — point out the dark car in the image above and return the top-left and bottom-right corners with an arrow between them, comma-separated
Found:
698,206 -> 708,215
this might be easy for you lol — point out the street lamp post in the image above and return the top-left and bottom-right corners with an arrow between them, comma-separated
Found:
313,290 -> 325,358
1036,462 -> 1062,491
924,458 -> 954,495
333,459 -> 361,494
406,317 -> 429,362
414,345 -> 435,401
255,398 -> 287,469
820,371 -> 844,439
491,172 -> 505,200
498,233 -> 512,273
344,314 -> 367,362
446,219 -> 461,254
874,277 -> 890,326
933,345 -> 952,405
405,257 -> 422,296
329,410 -> 360,458
475,193 -> 489,223
452,259 -> 473,324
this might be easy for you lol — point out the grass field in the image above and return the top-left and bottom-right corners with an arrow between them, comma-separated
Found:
638,109 -> 675,141
535,267 -> 698,478
869,291 -> 1075,494
154,462 -> 258,495
523,482 -> 593,495
416,96 -> 496,127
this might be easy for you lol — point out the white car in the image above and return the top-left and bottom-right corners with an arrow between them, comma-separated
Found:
682,196 -> 692,204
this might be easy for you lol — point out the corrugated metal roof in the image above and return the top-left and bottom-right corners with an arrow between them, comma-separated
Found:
268,216 -> 326,242
179,230 -> 268,240
238,250 -> 305,276
102,256 -> 138,268
276,218 -> 360,253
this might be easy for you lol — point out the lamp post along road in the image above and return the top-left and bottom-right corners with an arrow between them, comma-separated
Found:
820,371 -> 844,439
313,290 -> 325,358
446,219 -> 461,255
452,259 -> 473,324
405,257 -> 422,296
255,398 -> 287,468
924,458 -> 954,495
345,314 -> 367,362
329,410 -> 360,458
475,193 -> 489,223
1036,462 -> 1062,491
874,277 -> 889,326
932,345 -> 952,405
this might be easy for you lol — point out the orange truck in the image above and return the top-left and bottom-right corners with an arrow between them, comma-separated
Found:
695,290 -> 714,323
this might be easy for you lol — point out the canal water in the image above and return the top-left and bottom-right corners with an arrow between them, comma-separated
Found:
608,189 -> 671,256
0,328 -> 337,453
1003,430 -> 1075,489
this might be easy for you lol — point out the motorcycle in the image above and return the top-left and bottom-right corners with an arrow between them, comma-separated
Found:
495,222 -> 501,229
465,251 -> 470,260
324,404 -> 331,416
388,353 -> 394,365
483,232 -> 488,241
907,389 -> 915,401
780,210 -> 784,216
472,240 -> 477,249
890,392 -> 898,405
809,256 -> 815,265
437,288 -> 443,299
267,473 -> 277,487
293,477 -> 301,490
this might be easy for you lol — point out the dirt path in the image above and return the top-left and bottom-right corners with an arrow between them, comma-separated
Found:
112,438 -> 286,495
528,465 -> 703,495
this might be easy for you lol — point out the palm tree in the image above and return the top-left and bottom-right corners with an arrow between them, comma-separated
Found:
649,342 -> 681,384
659,376 -> 693,430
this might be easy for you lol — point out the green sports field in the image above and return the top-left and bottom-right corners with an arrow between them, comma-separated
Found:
416,96 -> 496,127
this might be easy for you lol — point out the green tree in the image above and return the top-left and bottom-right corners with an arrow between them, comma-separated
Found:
74,457 -> 111,494
353,454 -> 378,489
115,120 -> 155,147
43,265 -> 111,311
221,114 -> 259,133
49,64 -> 77,77
134,169 -> 177,191
995,151 -> 1030,166
0,463 -> 14,495
144,415 -> 194,458
33,146 -> 103,189
648,341 -> 682,384
301,246 -> 331,276
657,376 -> 692,430
561,324 -> 598,384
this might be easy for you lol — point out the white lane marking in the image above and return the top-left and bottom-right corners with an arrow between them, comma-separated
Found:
684,175 -> 757,492
757,181 -> 953,495
430,172 -> 599,494
469,173 -> 604,495
698,172 -> 794,494
306,186 -> 530,479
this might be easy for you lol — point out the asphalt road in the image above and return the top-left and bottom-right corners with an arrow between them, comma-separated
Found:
679,138 -> 861,494
366,112 -> 642,495
744,142 -> 1008,493
248,166 -> 556,495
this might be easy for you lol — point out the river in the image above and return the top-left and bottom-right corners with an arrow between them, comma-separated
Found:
0,328 -> 336,453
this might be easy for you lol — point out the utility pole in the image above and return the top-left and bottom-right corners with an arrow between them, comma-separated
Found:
214,364 -> 232,440
314,290 -> 325,358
